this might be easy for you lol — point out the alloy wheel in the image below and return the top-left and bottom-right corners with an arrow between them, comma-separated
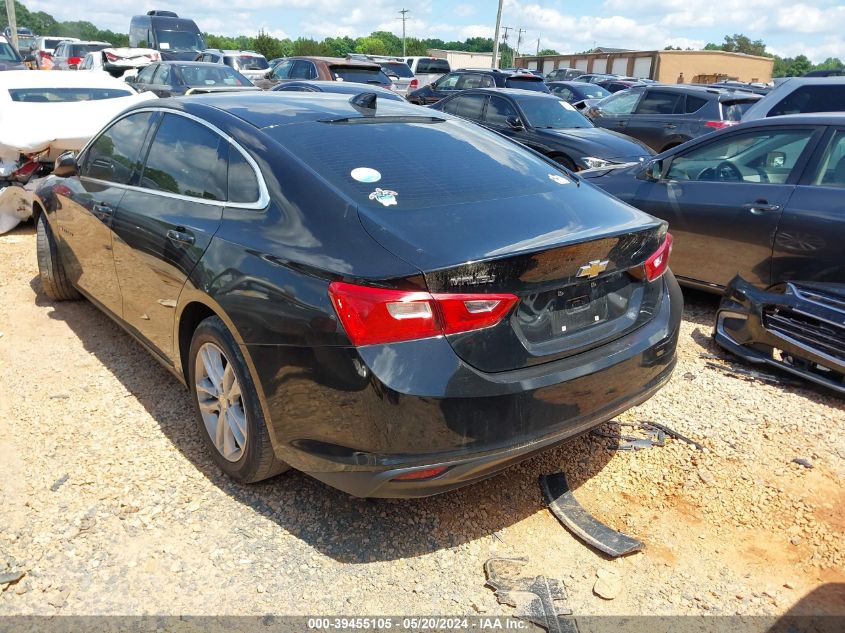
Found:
194,342 -> 247,462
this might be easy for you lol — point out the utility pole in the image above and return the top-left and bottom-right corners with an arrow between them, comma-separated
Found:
491,0 -> 504,69
516,29 -> 525,59
398,9 -> 410,57
536,38 -> 541,56
4,0 -> 18,51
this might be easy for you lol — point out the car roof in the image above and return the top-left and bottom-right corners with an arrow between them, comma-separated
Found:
145,92 -> 430,129
275,81 -> 404,100
0,69 -> 133,90
68,41 -> 112,46
547,81 -> 603,87
289,56 -> 380,68
737,112 -> 845,126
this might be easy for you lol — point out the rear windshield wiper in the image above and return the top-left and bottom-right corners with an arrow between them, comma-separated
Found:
319,115 -> 446,124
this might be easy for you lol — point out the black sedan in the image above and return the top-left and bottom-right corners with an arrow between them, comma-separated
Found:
547,81 -> 611,110
407,68 -> 548,105
128,61 -> 259,97
35,92 -> 681,497
429,88 -> 654,171
271,80 -> 404,101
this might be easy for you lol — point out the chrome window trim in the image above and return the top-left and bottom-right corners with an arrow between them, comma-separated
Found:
78,106 -> 270,210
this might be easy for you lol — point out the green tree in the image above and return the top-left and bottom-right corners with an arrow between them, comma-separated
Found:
355,36 -> 386,55
705,34 -> 768,57
292,37 -> 329,56
323,36 -> 356,57
537,48 -> 558,56
253,30 -> 286,60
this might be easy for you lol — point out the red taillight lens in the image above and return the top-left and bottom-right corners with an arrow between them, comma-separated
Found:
391,467 -> 448,481
39,51 -> 52,59
105,51 -> 119,62
328,281 -> 518,346
643,233 -> 673,281
705,120 -> 737,130
409,78 -> 419,90
68,56 -> 82,67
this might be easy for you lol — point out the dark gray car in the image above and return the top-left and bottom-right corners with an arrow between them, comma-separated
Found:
586,85 -> 761,153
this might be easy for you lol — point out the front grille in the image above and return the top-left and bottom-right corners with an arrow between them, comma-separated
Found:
763,307 -> 845,363
793,285 -> 845,312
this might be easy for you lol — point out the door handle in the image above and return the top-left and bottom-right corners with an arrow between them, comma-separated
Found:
166,229 -> 195,245
664,123 -> 677,129
92,204 -> 113,222
742,201 -> 781,215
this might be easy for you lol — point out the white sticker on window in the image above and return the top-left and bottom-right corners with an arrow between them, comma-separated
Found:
368,188 -> 398,207
351,167 -> 381,183
549,174 -> 570,184
558,100 -> 576,111
159,42 -> 170,50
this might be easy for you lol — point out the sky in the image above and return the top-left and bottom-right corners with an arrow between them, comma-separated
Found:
26,0 -> 845,63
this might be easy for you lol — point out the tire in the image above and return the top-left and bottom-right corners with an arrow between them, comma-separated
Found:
552,154 -> 576,171
36,212 -> 81,301
188,316 -> 289,483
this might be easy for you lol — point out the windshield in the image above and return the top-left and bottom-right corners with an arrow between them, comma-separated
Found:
504,76 -> 548,92
520,98 -> 593,129
156,30 -> 205,52
8,88 -> 134,102
235,55 -> 269,70
380,62 -> 413,78
179,64 -> 250,86
17,36 -> 36,51
578,84 -> 610,99
330,66 -> 390,85
0,42 -> 21,62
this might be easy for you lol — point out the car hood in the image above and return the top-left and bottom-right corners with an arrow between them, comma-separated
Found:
535,126 -> 654,160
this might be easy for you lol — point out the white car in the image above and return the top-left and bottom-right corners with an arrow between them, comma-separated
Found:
80,47 -> 161,79
32,36 -> 80,70
0,71 -> 157,233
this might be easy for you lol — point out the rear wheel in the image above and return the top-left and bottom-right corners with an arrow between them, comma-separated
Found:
188,316 -> 288,483
36,212 -> 80,301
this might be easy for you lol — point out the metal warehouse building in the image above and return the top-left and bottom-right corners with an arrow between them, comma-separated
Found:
516,48 -> 774,84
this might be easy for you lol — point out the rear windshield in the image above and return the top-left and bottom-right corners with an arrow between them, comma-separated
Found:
416,58 -> 449,74
8,88 -> 134,102
71,44 -> 109,56
380,62 -> 413,78
504,76 -> 549,92
520,98 -> 592,129
43,38 -> 65,50
721,100 -> 757,121
0,42 -> 21,62
179,65 -> 250,86
267,118 -> 569,210
580,84 -> 610,99
156,30 -> 205,52
235,55 -> 269,70
329,66 -> 390,85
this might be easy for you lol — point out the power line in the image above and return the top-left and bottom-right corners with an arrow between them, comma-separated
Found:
398,8 -> 410,57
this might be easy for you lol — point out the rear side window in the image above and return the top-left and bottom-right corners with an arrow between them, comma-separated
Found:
768,85 -> 845,117
440,97 -> 461,115
636,91 -> 683,114
813,130 -> 845,187
684,95 -> 708,114
331,66 -> 389,84
416,58 -> 449,74
228,149 -> 260,203
455,94 -> 486,120
140,114 -> 228,201
82,112 -> 155,185
504,76 -> 547,91
291,60 -> 317,79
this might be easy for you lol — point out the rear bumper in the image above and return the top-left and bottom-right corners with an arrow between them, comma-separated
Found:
714,276 -> 845,395
250,272 -> 683,497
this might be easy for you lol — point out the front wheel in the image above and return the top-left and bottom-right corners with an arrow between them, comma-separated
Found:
188,316 -> 289,483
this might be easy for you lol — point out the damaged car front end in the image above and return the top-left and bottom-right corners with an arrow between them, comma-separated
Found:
715,276 -> 845,395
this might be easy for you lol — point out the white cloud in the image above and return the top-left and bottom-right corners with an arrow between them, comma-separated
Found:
454,4 -> 476,17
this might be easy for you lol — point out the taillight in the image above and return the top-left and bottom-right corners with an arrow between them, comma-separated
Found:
391,467 -> 448,481
705,120 -> 737,130
68,56 -> 82,67
409,78 -> 419,90
643,233 -> 673,281
39,51 -> 52,59
328,281 -> 518,346
105,51 -> 120,62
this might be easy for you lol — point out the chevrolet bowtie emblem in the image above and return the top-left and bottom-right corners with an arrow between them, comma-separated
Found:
576,259 -> 609,279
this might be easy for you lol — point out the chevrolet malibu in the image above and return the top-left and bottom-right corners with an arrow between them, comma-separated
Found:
34,92 -> 682,497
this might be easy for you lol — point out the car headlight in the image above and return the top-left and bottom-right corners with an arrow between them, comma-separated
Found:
581,156 -> 619,170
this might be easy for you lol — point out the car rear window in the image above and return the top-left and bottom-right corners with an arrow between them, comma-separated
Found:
721,99 -> 757,121
235,55 -> 269,70
416,58 -> 449,74
329,66 -> 390,85
768,85 -> 845,117
504,76 -> 548,91
380,62 -> 413,78
43,38 -> 65,50
8,88 -> 134,102
268,118 -> 568,210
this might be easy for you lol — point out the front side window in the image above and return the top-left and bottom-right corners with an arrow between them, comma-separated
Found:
440,96 -> 461,115
140,114 -> 228,201
272,59 -> 294,79
666,129 -> 815,183
152,64 -> 171,85
635,90 -> 683,115
81,112 -> 155,184
455,73 -> 487,90
136,64 -> 156,84
813,130 -> 845,188
485,96 -> 519,126
597,89 -> 641,115
435,73 -> 461,90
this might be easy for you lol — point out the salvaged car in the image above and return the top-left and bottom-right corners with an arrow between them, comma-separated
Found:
716,278 -> 844,395
0,71 -> 156,233
34,92 -> 681,497
80,47 -> 161,79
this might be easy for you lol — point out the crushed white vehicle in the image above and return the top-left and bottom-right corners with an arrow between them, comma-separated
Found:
0,71 -> 157,234
80,47 -> 161,79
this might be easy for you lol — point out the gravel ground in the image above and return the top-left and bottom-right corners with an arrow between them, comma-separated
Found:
1,224 -> 843,619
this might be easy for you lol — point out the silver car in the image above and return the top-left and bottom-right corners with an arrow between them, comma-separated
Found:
404,56 -> 450,88
378,60 -> 416,96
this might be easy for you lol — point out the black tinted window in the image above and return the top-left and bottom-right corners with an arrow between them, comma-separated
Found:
136,64 -> 156,84
722,100 -> 757,121
82,112 -> 154,185
141,114 -> 227,201
440,96 -> 461,115
455,94 -> 486,120
768,85 -> 845,117
330,66 -> 388,84
685,95 -> 708,114
416,58 -> 449,74
504,76 -> 548,91
272,59 -> 294,79
485,96 -> 519,125
380,62 -> 413,78
228,149 -> 260,203
291,60 -> 317,79
636,91 -> 683,114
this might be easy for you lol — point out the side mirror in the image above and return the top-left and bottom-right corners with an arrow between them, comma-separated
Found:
53,151 -> 78,178
506,116 -> 524,130
637,159 -> 663,182
124,75 -> 136,83
264,70 -> 273,79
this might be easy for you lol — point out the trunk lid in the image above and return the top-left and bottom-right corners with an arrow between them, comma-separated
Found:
358,185 -> 667,372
